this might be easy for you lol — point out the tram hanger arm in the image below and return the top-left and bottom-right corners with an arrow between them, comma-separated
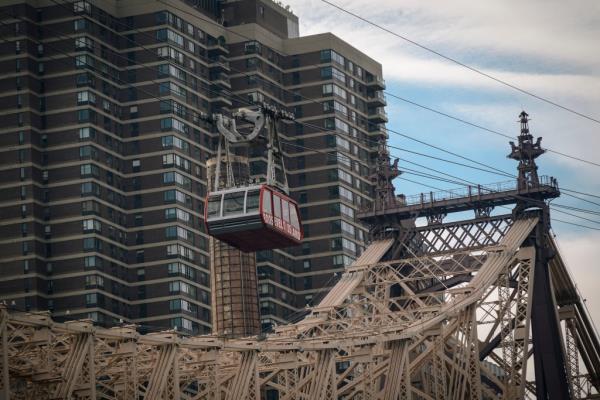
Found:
213,108 -> 265,143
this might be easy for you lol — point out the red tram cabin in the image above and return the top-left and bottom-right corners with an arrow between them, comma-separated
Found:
204,185 -> 303,252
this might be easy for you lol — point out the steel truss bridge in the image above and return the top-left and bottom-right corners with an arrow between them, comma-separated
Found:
1,210 -> 600,399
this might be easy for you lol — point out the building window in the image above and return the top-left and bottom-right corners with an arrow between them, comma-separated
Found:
80,163 -> 98,177
163,153 -> 191,172
162,135 -> 189,151
165,208 -> 191,222
85,275 -> 104,288
169,281 -> 196,297
166,244 -> 195,261
74,18 -> 88,31
73,1 -> 91,14
160,118 -> 188,134
165,226 -> 193,241
81,200 -> 99,215
76,72 -> 93,87
320,49 -> 344,65
75,54 -> 94,69
79,145 -> 96,160
244,41 -> 261,54
85,293 -> 97,306
79,127 -> 95,140
340,186 -> 354,203
340,203 -> 355,218
77,109 -> 93,122
156,29 -> 184,47
83,237 -> 101,251
159,82 -> 186,97
132,159 -> 140,172
343,238 -> 357,253
163,171 -> 191,189
82,219 -> 101,232
81,182 -> 100,196
157,46 -> 184,64
75,36 -> 94,51
170,317 -> 194,333
168,262 -> 196,280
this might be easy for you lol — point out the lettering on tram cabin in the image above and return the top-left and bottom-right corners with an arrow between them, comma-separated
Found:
262,212 -> 301,241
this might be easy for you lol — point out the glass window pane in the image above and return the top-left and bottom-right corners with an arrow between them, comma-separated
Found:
262,189 -> 272,214
282,200 -> 290,222
289,205 -> 300,229
207,196 -> 221,218
273,194 -> 281,218
246,190 -> 259,212
223,192 -> 245,216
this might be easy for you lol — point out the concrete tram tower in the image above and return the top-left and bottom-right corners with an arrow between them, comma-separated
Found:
207,155 -> 260,337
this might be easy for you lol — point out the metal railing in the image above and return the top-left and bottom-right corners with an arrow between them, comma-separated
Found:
367,92 -> 386,102
399,176 -> 558,207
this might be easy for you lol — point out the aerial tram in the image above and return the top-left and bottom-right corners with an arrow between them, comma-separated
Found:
204,104 -> 303,252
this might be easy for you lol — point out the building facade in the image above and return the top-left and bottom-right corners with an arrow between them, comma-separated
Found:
0,0 -> 388,334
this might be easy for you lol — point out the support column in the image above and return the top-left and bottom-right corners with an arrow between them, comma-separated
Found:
226,351 -> 259,400
52,331 -> 96,399
208,156 -> 260,337
306,349 -> 337,400
145,343 -> 179,400
530,220 -> 571,399
565,318 -> 583,400
383,340 -> 412,400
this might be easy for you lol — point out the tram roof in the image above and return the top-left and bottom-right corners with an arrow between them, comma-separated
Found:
208,184 -> 264,196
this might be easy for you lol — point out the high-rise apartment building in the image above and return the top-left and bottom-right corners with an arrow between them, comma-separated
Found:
0,0 -> 388,334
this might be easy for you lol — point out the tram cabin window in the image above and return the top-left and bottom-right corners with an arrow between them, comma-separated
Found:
223,192 -> 244,216
273,195 -> 281,218
208,196 -> 221,217
290,204 -> 300,229
282,199 -> 290,222
246,190 -> 260,212
262,189 -> 272,214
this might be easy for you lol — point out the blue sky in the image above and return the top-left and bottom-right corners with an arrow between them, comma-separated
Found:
284,0 -> 600,321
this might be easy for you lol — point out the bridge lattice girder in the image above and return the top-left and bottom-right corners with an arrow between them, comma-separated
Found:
1,215 -> 599,399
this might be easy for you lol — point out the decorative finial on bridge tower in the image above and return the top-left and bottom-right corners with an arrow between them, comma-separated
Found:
371,137 -> 400,212
508,111 -> 546,191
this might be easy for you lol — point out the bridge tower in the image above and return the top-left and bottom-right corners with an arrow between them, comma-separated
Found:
509,111 -> 546,191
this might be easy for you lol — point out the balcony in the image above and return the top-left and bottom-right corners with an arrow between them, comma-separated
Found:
368,108 -> 388,123
368,124 -> 387,137
210,72 -> 231,89
366,76 -> 386,90
210,86 -> 233,108
367,91 -> 387,107
208,55 -> 230,72
207,38 -> 229,55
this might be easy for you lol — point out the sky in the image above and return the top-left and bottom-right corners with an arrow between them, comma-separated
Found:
284,0 -> 600,323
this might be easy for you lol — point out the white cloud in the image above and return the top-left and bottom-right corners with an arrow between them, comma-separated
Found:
287,0 -> 600,100
289,0 -> 600,70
